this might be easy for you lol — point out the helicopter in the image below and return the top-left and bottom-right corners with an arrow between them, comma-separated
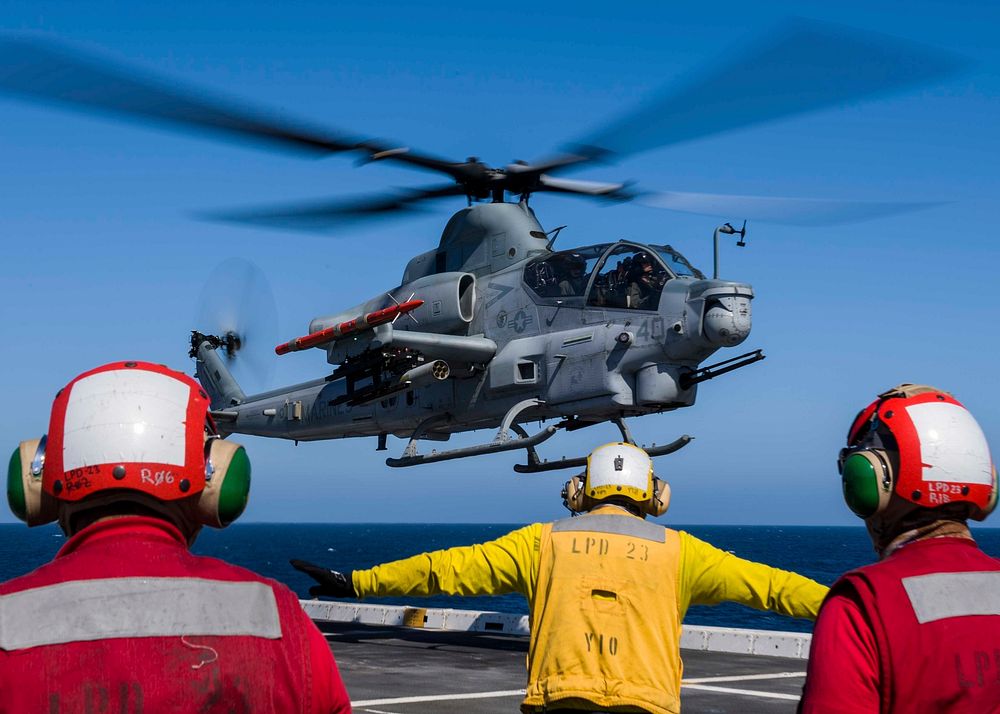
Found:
0,21 -> 961,472
191,213 -> 758,472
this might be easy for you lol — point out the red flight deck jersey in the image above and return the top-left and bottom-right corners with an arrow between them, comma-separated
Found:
800,537 -> 1000,714
0,516 -> 351,714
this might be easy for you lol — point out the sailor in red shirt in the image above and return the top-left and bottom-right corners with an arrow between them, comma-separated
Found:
799,384 -> 1000,714
1,361 -> 351,713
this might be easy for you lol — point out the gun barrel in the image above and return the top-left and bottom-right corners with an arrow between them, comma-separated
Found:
678,349 -> 765,389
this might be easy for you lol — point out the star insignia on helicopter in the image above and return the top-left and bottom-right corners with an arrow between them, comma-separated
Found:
510,309 -> 533,334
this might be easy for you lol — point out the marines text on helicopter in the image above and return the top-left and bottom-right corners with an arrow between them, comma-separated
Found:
0,21 -> 962,470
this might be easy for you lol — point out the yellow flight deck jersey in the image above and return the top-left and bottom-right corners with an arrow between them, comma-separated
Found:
352,506 -> 827,714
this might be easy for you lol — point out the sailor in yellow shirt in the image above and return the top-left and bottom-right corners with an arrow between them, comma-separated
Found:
293,443 -> 828,714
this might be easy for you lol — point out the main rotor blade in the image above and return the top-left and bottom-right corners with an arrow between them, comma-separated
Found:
563,19 -> 966,163
536,175 -> 634,200
201,183 -> 467,232
638,189 -> 942,226
0,35 -> 468,177
0,35 -> 370,155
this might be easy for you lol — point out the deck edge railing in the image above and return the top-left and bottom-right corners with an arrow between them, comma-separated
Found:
302,600 -> 812,659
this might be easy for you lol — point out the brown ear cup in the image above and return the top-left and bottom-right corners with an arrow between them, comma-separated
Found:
562,474 -> 593,513
194,438 -> 248,529
645,478 -> 670,517
17,439 -> 59,527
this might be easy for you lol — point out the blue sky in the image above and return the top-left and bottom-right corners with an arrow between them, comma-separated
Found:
2,1 -> 998,525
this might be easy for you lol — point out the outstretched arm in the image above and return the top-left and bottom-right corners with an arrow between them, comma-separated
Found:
353,523 -> 541,599
677,531 -> 828,620
294,523 -> 542,601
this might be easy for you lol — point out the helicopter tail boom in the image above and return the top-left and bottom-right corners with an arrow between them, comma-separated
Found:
191,331 -> 247,411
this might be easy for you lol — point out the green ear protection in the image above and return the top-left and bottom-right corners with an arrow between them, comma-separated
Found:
7,438 -> 59,526
7,436 -> 251,529
200,437 -> 252,528
839,447 -> 894,518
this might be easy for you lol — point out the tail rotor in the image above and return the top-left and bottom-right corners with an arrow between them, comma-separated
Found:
193,257 -> 279,394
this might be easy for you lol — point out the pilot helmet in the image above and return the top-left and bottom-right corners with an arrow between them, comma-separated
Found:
839,384 -> 997,522
7,361 -> 253,537
558,252 -> 586,272
629,252 -> 655,276
563,442 -> 670,517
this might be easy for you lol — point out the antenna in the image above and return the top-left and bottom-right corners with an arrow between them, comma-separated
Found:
544,225 -> 568,251
735,219 -> 747,247
712,220 -> 748,279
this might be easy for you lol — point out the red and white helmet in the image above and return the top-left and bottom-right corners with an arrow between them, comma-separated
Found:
841,384 -> 997,520
9,360 -> 251,532
44,361 -> 213,502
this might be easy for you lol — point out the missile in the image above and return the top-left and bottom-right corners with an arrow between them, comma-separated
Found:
275,299 -> 423,355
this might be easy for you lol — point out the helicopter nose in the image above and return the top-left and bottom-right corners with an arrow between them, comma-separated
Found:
685,281 -> 753,348
703,295 -> 752,347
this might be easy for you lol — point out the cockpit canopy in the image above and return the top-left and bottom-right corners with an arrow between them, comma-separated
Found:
523,244 -> 608,299
523,242 -> 702,311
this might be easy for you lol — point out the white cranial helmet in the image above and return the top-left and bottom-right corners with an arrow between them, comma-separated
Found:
562,442 -> 670,517
586,442 -> 654,502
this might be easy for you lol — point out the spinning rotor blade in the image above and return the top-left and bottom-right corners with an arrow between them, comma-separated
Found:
0,25 -> 967,227
0,35 -> 462,174
638,190 -> 941,226
0,36 -> 361,155
553,19 -> 965,166
202,183 -> 467,231
535,175 -> 634,200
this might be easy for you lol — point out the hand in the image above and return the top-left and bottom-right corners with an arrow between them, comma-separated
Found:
290,559 -> 357,598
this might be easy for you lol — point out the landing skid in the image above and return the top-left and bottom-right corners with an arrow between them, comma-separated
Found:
385,400 -> 692,471
385,399 -> 557,468
513,434 -> 692,473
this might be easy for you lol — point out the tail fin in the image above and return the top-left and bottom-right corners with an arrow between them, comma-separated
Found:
190,332 -> 247,410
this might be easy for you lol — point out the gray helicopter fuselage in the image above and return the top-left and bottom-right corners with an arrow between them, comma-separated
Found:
197,202 -> 753,444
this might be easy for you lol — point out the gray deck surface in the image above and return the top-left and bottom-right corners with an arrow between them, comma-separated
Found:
321,622 -> 806,713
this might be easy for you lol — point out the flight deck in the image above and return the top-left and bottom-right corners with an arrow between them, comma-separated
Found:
307,601 -> 810,713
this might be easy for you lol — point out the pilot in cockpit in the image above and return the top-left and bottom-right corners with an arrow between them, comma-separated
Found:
627,252 -> 660,309
557,253 -> 588,297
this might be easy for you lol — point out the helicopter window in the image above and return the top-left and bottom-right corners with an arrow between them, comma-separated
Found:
523,246 -> 608,299
650,244 -> 704,280
587,245 -> 669,311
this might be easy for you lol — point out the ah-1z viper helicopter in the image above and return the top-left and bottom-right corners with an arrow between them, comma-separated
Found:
196,208 -> 756,472
0,21 -> 959,471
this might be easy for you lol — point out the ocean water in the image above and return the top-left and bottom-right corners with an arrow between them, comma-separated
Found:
2,523 -> 997,634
